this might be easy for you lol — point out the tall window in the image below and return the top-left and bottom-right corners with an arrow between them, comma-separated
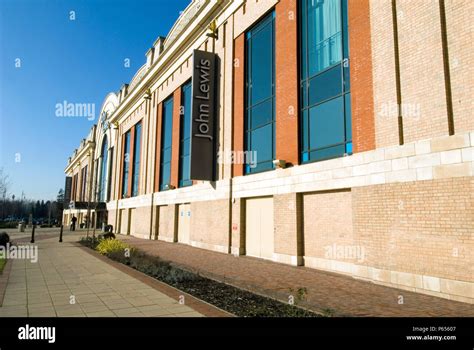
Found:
159,96 -> 174,190
121,131 -> 131,198
107,147 -> 113,201
179,82 -> 192,187
73,173 -> 78,201
99,136 -> 108,202
131,122 -> 142,196
300,0 -> 352,163
245,11 -> 276,174
81,165 -> 88,201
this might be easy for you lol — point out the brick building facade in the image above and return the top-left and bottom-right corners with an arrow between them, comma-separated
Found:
63,0 -> 474,303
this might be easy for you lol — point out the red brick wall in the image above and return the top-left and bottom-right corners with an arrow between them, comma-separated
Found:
348,0 -> 375,153
170,87 -> 182,188
233,34 -> 245,177
275,0 -> 299,166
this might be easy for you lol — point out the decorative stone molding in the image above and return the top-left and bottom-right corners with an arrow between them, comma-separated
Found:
163,0 -> 208,49
128,64 -> 148,92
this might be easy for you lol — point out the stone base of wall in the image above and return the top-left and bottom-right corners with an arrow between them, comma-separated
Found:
189,240 -> 229,254
273,253 -> 302,266
131,232 -> 150,240
157,235 -> 176,243
304,256 -> 473,304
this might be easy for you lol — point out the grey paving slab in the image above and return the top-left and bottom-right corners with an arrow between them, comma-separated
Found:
0,234 -> 202,318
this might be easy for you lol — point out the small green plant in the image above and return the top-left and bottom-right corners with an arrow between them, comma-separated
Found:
96,238 -> 130,256
289,286 -> 308,305
0,257 -> 6,274
79,236 -> 99,249
296,287 -> 307,302
321,308 -> 335,317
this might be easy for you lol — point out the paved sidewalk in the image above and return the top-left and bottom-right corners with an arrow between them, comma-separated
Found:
119,235 -> 474,317
0,234 -> 204,317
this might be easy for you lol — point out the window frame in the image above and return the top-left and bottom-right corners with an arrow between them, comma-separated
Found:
244,10 -> 276,175
159,95 -> 174,191
299,0 -> 352,164
179,81 -> 193,188
98,136 -> 108,202
121,131 -> 131,199
131,121 -> 142,197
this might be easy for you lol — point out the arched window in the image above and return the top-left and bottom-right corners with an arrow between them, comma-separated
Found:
99,136 -> 108,202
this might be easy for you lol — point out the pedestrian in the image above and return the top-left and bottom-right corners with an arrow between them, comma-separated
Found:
71,215 -> 77,231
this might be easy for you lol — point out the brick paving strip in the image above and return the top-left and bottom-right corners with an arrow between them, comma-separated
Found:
117,235 -> 474,317
0,234 -> 226,317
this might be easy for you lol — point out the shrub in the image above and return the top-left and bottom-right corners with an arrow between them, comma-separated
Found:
0,222 -> 17,229
96,238 -> 130,257
0,232 -> 10,247
79,236 -> 99,249
0,258 -> 6,274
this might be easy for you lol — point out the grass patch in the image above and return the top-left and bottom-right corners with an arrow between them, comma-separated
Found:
0,258 -> 6,274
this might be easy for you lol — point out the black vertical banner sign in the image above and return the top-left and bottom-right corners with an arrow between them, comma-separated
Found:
64,176 -> 72,204
190,50 -> 217,181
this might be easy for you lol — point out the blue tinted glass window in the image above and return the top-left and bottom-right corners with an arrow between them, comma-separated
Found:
249,100 -> 273,130
308,64 -> 342,106
122,131 -> 131,198
249,124 -> 273,162
309,96 -> 344,150
344,93 -> 352,142
160,96 -> 173,190
245,12 -> 275,174
107,147 -> 113,201
179,82 -> 192,187
131,122 -> 142,197
99,136 -> 108,202
307,0 -> 342,75
249,24 -> 273,105
300,0 -> 352,163
182,139 -> 190,157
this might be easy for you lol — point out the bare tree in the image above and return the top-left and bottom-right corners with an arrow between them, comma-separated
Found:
0,168 -> 10,220
0,168 -> 9,198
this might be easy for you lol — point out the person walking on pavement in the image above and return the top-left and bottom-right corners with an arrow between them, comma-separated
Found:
71,215 -> 77,231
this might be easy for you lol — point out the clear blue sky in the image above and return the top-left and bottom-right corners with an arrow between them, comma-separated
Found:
0,0 -> 190,200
